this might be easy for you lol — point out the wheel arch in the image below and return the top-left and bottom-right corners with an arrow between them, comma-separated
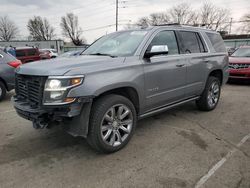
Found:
94,86 -> 140,115
208,69 -> 223,85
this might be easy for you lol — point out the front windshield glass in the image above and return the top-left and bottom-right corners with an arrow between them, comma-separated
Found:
83,31 -> 148,57
231,48 -> 250,57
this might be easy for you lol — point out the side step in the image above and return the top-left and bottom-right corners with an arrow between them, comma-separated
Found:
139,96 -> 199,119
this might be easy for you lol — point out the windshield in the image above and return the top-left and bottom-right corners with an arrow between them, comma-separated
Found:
231,48 -> 250,57
83,31 -> 148,57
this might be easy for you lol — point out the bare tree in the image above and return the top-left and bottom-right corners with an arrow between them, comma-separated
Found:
239,14 -> 250,34
60,13 -> 85,46
0,16 -> 19,41
27,16 -> 55,41
168,3 -> 198,25
200,2 -> 230,31
136,13 -> 170,27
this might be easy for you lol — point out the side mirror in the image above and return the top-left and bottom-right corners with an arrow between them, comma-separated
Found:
145,45 -> 169,58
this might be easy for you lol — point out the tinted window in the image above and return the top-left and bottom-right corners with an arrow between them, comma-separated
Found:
16,50 -> 26,57
206,32 -> 226,52
27,49 -> 37,56
179,31 -> 201,53
147,31 -> 179,55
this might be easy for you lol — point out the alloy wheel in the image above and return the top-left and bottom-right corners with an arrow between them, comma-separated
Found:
207,81 -> 220,108
100,104 -> 133,147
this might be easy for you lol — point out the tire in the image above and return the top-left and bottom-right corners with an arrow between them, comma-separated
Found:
87,94 -> 137,153
196,76 -> 221,111
0,81 -> 6,101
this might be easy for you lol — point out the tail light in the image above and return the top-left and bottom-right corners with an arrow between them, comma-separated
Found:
7,60 -> 22,68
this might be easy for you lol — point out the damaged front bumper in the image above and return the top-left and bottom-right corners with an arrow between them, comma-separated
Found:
12,96 -> 93,138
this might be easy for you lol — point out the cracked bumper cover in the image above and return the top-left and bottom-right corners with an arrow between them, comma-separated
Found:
12,96 -> 93,138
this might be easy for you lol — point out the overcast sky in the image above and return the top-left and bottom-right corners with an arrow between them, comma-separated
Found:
0,0 -> 249,43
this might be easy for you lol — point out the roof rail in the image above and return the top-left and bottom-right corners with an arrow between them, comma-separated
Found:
156,23 -> 181,26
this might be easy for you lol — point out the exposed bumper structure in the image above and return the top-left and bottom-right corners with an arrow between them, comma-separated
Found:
12,96 -> 93,138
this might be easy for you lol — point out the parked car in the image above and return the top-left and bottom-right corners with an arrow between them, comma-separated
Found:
59,50 -> 82,58
16,47 -> 41,63
228,46 -> 250,80
0,50 -> 22,100
39,49 -> 58,59
13,25 -> 228,153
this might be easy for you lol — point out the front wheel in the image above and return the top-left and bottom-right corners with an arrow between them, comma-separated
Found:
196,76 -> 221,111
87,94 -> 137,153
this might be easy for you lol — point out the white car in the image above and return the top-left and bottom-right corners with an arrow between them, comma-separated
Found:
39,49 -> 58,59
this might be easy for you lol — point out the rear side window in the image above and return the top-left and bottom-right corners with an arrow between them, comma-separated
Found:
27,49 -> 37,56
16,50 -> 26,57
206,32 -> 226,52
179,31 -> 201,53
147,30 -> 179,55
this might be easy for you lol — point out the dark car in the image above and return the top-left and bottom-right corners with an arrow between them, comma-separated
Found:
228,46 -> 250,80
16,47 -> 41,64
0,50 -> 22,100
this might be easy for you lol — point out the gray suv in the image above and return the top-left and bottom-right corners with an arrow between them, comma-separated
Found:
13,25 -> 228,153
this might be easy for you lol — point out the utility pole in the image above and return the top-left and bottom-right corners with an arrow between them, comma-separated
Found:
229,18 -> 233,34
116,0 -> 118,31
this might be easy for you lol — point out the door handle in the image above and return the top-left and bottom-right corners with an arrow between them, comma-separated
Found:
176,64 -> 185,67
203,60 -> 210,63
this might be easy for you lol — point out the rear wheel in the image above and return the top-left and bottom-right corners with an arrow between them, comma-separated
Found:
0,81 -> 6,101
196,76 -> 221,111
87,94 -> 137,153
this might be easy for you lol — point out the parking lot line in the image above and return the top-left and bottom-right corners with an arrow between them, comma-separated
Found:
194,133 -> 250,188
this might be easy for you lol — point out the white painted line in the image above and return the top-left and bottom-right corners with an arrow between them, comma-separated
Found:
0,109 -> 15,114
195,133 -> 250,188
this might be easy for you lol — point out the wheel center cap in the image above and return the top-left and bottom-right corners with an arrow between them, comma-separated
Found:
112,121 -> 119,128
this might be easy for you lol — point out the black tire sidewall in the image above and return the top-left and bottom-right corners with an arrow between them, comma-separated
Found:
88,95 -> 137,153
0,81 -> 6,101
197,77 -> 221,111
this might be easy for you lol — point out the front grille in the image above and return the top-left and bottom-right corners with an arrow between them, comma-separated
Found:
15,74 -> 47,108
229,63 -> 250,69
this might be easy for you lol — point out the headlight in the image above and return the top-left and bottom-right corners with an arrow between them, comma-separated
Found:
43,75 -> 84,105
47,79 -> 62,90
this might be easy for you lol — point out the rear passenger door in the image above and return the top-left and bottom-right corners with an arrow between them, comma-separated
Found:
177,31 -> 208,97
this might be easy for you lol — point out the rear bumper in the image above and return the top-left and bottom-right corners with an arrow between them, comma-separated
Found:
12,96 -> 93,137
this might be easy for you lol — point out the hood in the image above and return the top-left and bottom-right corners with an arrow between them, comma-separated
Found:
16,55 -> 126,76
229,57 -> 250,64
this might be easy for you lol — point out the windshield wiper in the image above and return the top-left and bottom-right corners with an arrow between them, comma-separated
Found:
88,53 -> 117,58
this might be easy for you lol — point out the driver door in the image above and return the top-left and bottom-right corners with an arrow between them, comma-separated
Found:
143,30 -> 187,111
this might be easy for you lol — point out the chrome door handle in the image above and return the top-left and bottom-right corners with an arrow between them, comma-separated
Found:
176,64 -> 185,67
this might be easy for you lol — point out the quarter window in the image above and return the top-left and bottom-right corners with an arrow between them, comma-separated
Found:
147,31 -> 179,55
179,31 -> 201,53
206,32 -> 226,53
